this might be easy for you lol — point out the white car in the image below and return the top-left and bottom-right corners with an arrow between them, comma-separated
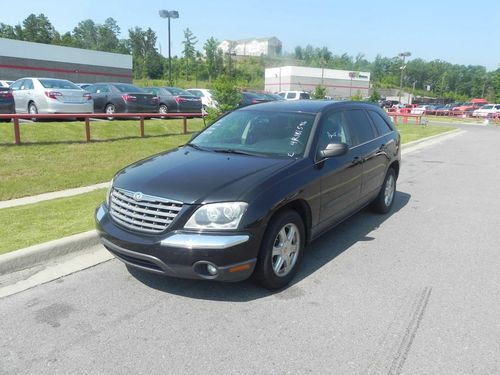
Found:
278,91 -> 311,100
10,77 -> 93,115
186,88 -> 218,110
0,80 -> 13,87
472,104 -> 500,118
411,105 -> 431,115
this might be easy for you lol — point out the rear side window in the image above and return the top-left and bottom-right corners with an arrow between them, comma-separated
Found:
39,79 -> 79,90
286,92 -> 297,99
344,109 -> 376,146
113,84 -> 144,93
299,93 -> 310,99
24,79 -> 34,90
367,110 -> 393,136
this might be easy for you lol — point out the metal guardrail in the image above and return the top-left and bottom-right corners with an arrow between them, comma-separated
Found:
0,113 -> 205,145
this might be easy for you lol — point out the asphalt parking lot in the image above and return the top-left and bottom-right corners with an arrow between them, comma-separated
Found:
1,124 -> 500,374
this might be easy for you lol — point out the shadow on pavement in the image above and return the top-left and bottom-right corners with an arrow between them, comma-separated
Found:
127,191 -> 411,302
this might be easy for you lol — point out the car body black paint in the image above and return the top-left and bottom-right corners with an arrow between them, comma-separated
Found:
96,100 -> 400,283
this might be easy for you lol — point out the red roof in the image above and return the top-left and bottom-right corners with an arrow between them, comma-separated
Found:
470,98 -> 488,104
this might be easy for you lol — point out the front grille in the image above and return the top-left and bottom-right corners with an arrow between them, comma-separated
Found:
109,188 -> 183,234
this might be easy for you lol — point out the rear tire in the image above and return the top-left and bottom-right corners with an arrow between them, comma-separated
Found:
105,103 -> 116,120
371,168 -> 397,214
253,209 -> 305,290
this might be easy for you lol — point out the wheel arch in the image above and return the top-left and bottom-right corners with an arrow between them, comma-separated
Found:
389,160 -> 400,179
269,199 -> 312,245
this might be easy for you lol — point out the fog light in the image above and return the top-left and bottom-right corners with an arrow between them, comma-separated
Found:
207,264 -> 218,276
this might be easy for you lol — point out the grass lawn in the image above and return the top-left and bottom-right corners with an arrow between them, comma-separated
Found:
0,122 -> 454,255
396,123 -> 455,144
0,189 -> 106,255
0,118 -> 206,200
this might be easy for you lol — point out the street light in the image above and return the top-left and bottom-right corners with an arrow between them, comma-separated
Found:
348,71 -> 356,98
159,9 -> 179,85
398,51 -> 411,104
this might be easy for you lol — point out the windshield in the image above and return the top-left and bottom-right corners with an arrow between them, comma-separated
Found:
191,110 -> 316,158
481,105 -> 493,109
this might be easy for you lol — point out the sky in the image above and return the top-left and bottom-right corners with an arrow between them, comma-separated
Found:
1,0 -> 499,71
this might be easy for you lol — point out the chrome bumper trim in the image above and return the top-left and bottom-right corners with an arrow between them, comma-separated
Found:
160,234 -> 250,249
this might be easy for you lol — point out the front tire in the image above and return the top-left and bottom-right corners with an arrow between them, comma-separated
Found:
254,209 -> 305,289
371,168 -> 397,214
28,102 -> 38,122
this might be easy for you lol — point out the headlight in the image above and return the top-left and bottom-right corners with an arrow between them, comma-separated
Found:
184,202 -> 248,230
106,179 -> 114,207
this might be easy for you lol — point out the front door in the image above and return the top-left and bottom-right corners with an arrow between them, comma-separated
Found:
316,110 -> 363,231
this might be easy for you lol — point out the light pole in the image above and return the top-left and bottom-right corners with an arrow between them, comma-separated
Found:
348,71 -> 356,98
398,51 -> 411,104
159,9 -> 179,85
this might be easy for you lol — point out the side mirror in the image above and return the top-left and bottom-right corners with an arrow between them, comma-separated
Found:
318,142 -> 349,159
189,131 -> 200,141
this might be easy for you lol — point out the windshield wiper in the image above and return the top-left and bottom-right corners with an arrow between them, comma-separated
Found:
185,143 -> 207,151
212,148 -> 259,156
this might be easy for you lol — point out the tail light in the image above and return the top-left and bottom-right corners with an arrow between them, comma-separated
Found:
83,93 -> 92,101
152,96 -> 159,103
0,91 -> 13,98
45,91 -> 62,99
251,99 -> 259,104
175,96 -> 186,103
122,94 -> 137,102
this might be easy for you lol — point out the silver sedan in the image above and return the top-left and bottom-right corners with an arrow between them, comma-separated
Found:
10,77 -> 93,115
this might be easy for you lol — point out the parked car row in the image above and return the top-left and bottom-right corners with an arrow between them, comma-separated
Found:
0,77 -> 208,119
409,101 -> 500,117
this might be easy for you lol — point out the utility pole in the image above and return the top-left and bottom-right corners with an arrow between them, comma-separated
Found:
398,51 -> 411,104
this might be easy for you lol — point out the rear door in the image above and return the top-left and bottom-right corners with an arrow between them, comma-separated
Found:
344,109 -> 387,203
88,84 -> 110,112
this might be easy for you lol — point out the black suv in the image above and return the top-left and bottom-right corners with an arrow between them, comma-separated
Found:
96,101 -> 401,289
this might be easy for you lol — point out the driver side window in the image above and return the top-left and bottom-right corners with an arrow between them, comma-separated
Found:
317,111 -> 352,151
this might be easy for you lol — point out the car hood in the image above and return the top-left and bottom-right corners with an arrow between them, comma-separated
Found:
113,147 -> 295,204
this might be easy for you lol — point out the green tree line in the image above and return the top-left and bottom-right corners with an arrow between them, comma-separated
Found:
1,14 -> 499,101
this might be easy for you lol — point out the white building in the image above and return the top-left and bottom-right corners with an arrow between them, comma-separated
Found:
218,37 -> 282,57
265,66 -> 371,99
0,37 -> 133,83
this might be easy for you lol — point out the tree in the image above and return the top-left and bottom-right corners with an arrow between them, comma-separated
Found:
21,14 -> 58,44
96,18 -> 121,52
72,19 -> 98,49
0,23 -> 19,39
204,37 -> 223,82
206,75 -> 242,122
182,28 -> 198,81
311,85 -> 327,99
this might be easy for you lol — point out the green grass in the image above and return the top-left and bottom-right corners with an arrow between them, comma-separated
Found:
0,189 -> 106,255
0,122 -> 454,255
396,123 -> 455,143
0,118 -> 206,200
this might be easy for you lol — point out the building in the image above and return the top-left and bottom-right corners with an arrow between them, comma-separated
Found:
265,66 -> 371,99
218,37 -> 282,57
0,38 -> 133,83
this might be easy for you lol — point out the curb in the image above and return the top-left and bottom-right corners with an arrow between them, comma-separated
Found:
401,128 -> 461,150
0,230 -> 99,276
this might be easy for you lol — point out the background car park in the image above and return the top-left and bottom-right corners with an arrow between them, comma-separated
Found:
186,88 -> 218,110
0,80 -> 13,88
472,104 -> 500,117
86,82 -> 159,116
143,86 -> 202,115
278,91 -> 311,100
239,91 -> 271,107
9,77 -> 93,116
0,86 -> 15,121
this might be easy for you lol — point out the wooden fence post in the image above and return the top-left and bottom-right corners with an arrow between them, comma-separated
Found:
140,117 -> 145,137
85,117 -> 91,142
13,118 -> 21,145
183,117 -> 187,134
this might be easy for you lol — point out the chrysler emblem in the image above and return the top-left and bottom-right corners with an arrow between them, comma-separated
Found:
133,192 -> 144,201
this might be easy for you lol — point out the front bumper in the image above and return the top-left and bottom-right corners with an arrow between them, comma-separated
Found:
95,204 -> 259,282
